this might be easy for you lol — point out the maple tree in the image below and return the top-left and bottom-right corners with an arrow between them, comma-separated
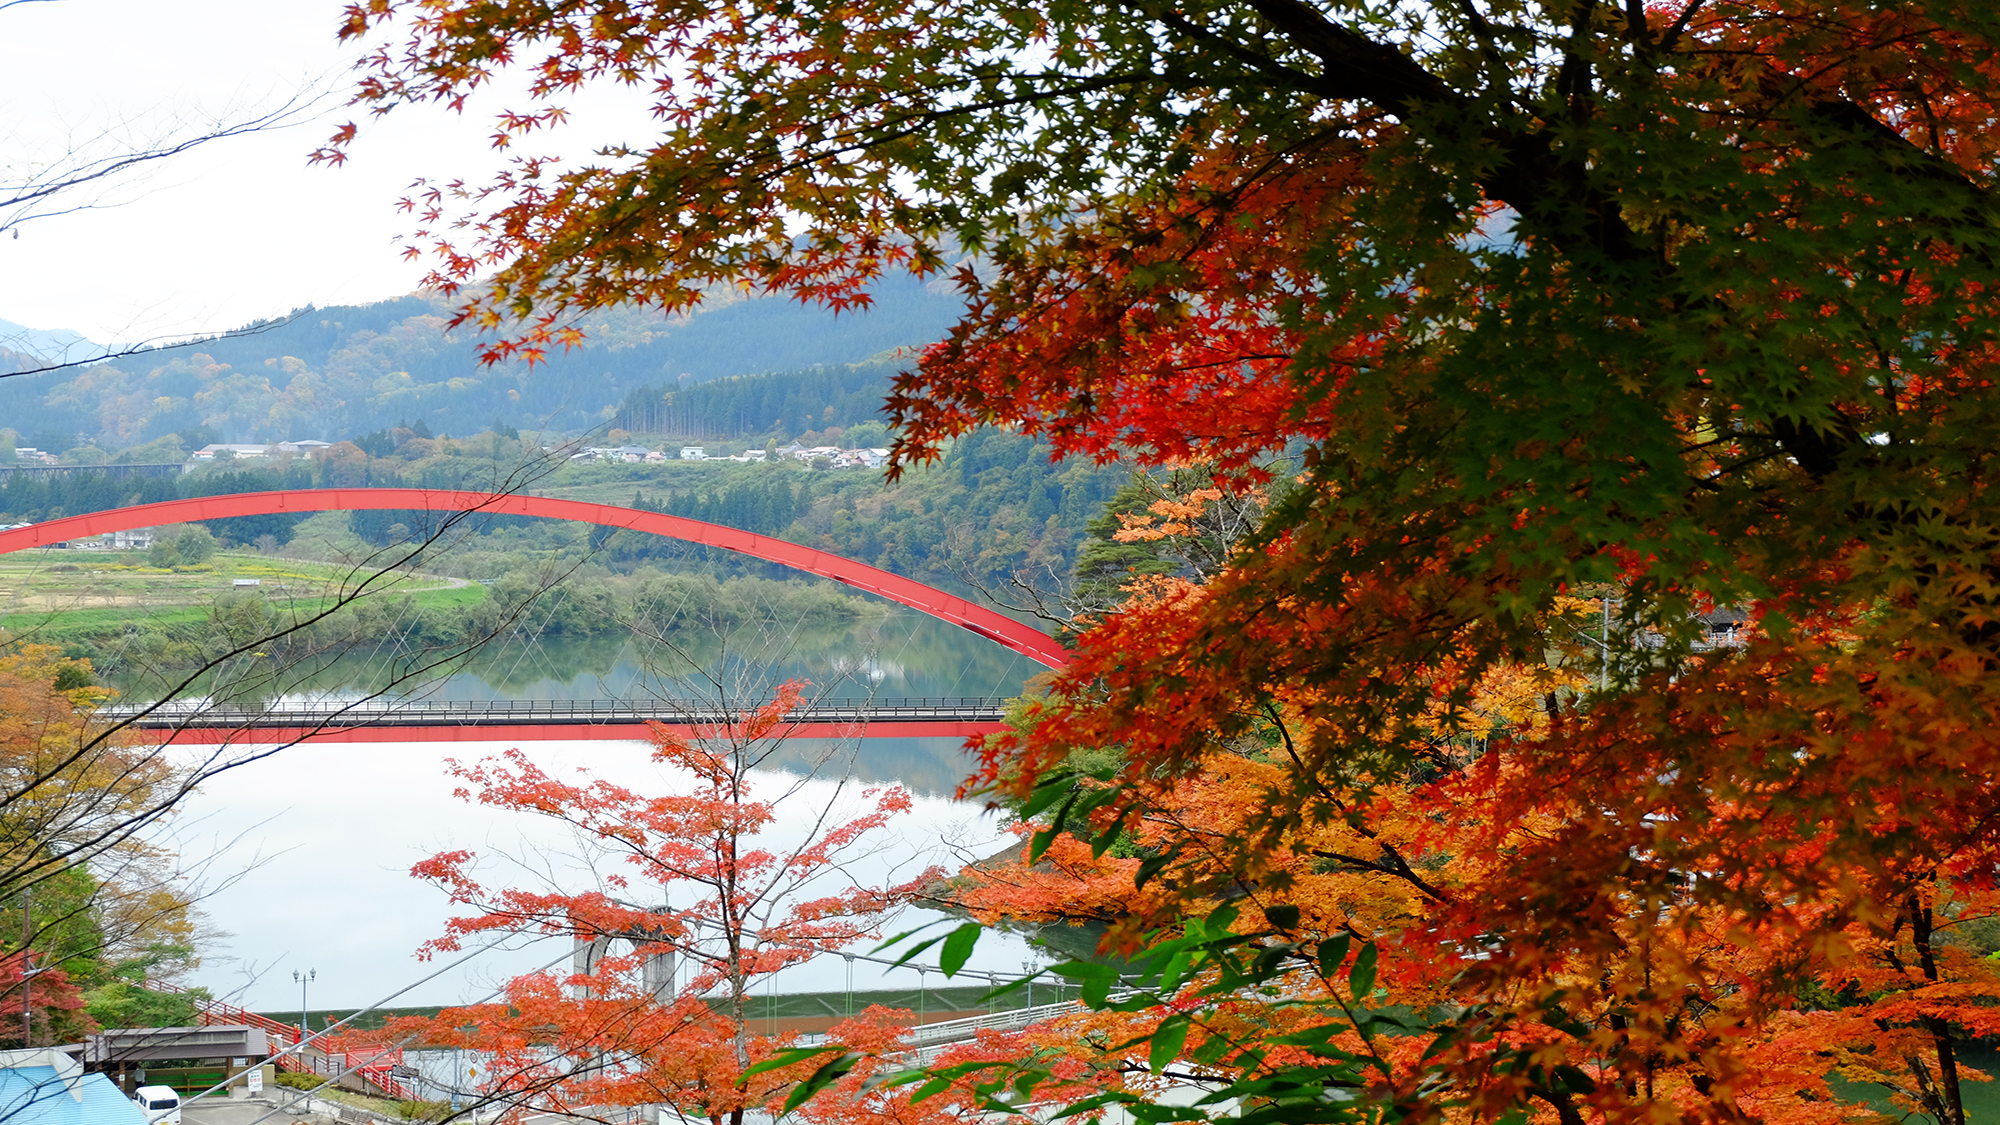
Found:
0,950 -> 90,1049
931,637 -> 2000,1123
0,646 -> 211,1044
329,1 -> 2000,1121
0,647 -> 163,894
380,683 -> 948,1125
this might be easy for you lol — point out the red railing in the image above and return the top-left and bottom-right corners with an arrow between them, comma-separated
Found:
292,1045 -> 414,1101
146,979 -> 305,1059
145,980 -> 414,1100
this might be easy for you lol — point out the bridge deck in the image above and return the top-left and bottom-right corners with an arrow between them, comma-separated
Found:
102,697 -> 1012,743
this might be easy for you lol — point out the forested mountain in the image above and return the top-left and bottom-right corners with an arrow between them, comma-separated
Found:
612,359 -> 903,441
0,276 -> 961,451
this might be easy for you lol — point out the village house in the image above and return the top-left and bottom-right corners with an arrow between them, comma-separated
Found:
190,438 -> 331,462
64,528 -> 155,550
191,444 -> 271,461
574,444 -> 653,463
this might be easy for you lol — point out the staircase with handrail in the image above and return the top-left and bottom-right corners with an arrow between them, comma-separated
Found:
145,980 -> 415,1100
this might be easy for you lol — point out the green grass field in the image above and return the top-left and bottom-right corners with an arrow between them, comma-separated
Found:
0,549 -> 482,643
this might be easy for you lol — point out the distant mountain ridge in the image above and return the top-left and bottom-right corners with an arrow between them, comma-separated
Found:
0,318 -> 104,366
0,277 -> 962,451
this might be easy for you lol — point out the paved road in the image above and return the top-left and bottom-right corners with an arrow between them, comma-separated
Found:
184,1098 -> 287,1125
184,1096 -> 330,1125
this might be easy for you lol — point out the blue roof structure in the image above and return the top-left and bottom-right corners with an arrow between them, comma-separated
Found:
0,1051 -> 147,1125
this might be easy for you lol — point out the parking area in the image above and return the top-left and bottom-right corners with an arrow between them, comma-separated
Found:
183,1098 -> 328,1125
187,1098 -> 296,1125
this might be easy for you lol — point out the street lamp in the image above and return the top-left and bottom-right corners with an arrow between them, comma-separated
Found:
292,969 -> 315,1045
842,953 -> 855,1019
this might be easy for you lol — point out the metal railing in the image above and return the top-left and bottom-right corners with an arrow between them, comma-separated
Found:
794,995 -> 1123,1063
899,997 -> 1092,1046
295,1046 -> 413,1101
145,979 -> 415,1100
146,979 -> 303,1055
101,696 -> 1010,729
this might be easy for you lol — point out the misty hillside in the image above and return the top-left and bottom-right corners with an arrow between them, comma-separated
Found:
0,318 -> 103,367
0,275 -> 963,451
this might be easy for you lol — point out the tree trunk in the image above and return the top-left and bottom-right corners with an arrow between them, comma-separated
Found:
1909,892 -> 1965,1125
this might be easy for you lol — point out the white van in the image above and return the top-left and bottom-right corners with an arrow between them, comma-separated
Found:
133,1085 -> 182,1125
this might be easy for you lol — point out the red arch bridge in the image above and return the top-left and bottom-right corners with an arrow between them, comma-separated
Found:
0,487 -> 1065,744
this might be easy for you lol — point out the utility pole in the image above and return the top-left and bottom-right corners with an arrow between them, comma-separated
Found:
19,892 -> 30,1048
18,954 -> 34,1048
1600,593 -> 1613,692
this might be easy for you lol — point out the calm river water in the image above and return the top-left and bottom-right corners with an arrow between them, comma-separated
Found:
160,609 -> 1054,1017
131,611 -> 1049,794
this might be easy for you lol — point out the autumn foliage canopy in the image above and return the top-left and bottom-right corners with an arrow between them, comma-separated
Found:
332,1 -> 2000,1121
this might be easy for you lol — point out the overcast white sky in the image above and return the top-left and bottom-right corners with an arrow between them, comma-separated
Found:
0,0 -> 652,346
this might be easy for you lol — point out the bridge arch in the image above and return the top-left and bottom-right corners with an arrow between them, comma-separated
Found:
0,487 -> 1067,669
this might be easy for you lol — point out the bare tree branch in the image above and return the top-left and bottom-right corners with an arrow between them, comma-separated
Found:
0,311 -> 313,380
